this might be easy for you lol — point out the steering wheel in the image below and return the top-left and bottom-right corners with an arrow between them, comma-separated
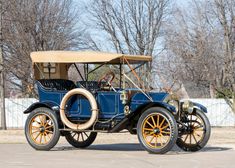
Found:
98,71 -> 115,88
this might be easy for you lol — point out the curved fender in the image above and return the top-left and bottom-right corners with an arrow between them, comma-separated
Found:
110,102 -> 176,133
193,102 -> 207,113
131,101 -> 176,116
23,102 -> 52,114
145,102 -> 177,113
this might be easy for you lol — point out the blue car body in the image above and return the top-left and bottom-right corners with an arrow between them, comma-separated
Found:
31,80 -> 177,122
24,51 -> 210,152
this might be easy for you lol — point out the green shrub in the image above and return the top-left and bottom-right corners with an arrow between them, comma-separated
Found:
215,88 -> 235,99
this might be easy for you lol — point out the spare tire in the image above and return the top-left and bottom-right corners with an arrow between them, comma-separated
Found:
60,88 -> 98,130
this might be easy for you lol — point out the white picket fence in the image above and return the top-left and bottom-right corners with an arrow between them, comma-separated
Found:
190,99 -> 235,126
4,98 -> 235,128
5,98 -> 37,128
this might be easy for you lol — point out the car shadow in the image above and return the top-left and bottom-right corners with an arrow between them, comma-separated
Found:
52,143 -> 232,154
199,146 -> 232,153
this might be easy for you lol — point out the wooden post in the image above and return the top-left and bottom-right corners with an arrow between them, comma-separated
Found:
0,0 -> 6,130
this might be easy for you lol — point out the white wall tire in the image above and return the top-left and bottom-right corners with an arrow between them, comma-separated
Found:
60,88 -> 98,130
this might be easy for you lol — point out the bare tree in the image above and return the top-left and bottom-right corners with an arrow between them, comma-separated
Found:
2,0 -> 83,97
212,0 -> 235,92
164,0 -> 235,109
86,0 -> 172,89
88,0 -> 171,56
211,0 -> 235,111
164,1 -> 223,98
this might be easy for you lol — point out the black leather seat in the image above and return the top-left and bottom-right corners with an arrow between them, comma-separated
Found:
37,79 -> 76,91
78,81 -> 100,91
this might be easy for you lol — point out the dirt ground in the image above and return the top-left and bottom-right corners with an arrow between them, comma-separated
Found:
0,127 -> 235,168
0,127 -> 235,148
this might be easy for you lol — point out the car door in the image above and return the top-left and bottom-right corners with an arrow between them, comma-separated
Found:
97,91 -> 120,119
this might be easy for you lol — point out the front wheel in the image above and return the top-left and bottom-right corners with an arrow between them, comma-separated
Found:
25,107 -> 60,150
137,107 -> 178,154
65,131 -> 97,148
177,110 -> 211,151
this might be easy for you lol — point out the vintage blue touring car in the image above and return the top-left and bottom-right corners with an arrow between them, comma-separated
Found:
24,51 -> 211,154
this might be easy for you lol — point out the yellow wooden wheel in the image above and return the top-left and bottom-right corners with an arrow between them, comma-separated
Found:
137,107 -> 177,154
65,131 -> 97,148
29,114 -> 54,145
176,110 -> 211,151
141,113 -> 172,149
25,107 -> 60,150
181,114 -> 204,145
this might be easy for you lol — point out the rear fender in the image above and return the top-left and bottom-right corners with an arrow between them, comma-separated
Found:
23,102 -> 66,130
23,102 -> 53,114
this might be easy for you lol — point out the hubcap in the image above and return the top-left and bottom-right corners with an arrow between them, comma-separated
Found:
39,126 -> 45,133
153,128 -> 160,134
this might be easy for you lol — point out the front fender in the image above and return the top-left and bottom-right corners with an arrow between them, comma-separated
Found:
149,102 -> 177,113
23,102 -> 52,114
193,102 -> 207,113
130,101 -> 176,117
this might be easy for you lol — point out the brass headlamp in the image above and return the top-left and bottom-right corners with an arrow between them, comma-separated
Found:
182,100 -> 194,114
165,93 -> 179,114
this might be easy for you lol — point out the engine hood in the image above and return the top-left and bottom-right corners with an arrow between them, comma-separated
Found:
131,92 -> 169,102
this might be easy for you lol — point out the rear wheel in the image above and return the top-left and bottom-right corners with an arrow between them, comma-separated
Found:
177,110 -> 211,151
65,131 -> 97,148
25,107 -> 60,150
137,107 -> 178,154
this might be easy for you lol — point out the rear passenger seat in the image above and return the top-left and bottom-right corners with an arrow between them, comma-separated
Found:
37,79 -> 76,91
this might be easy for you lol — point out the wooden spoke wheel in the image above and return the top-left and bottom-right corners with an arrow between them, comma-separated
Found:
177,110 -> 211,151
137,107 -> 178,154
25,107 -> 60,150
65,131 -> 97,148
142,113 -> 171,148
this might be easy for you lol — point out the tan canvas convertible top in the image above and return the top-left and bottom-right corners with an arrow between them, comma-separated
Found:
31,51 -> 152,64
31,51 -> 152,79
